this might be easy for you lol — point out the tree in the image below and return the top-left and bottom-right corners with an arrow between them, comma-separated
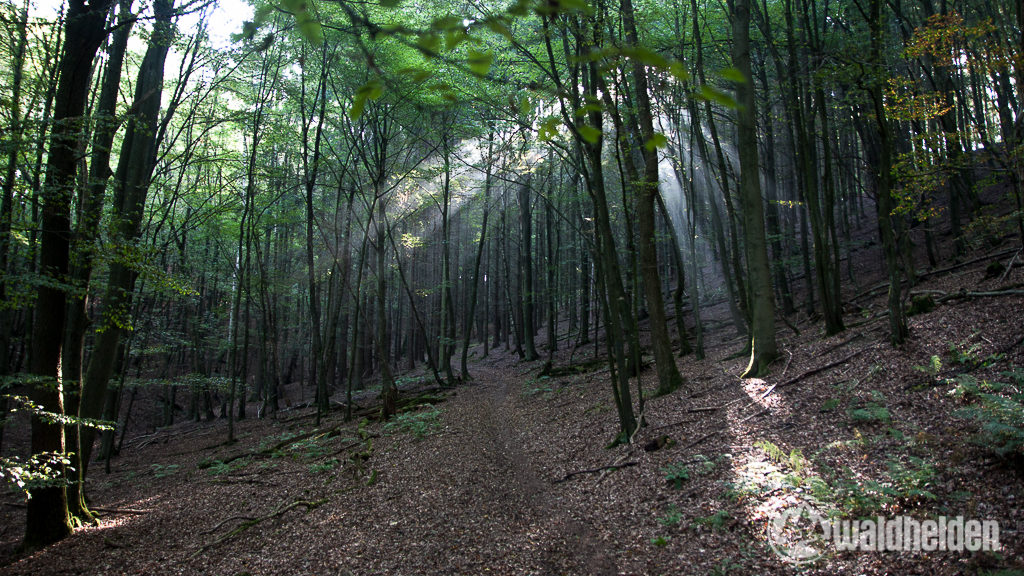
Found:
867,0 -> 908,345
25,0 -> 117,546
730,0 -> 779,377
77,0 -> 176,510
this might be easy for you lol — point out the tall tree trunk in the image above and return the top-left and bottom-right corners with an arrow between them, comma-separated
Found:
461,130 -> 494,380
0,0 -> 31,456
63,0 -> 134,520
731,0 -> 779,377
518,177 -> 540,361
621,0 -> 685,395
655,192 -> 692,356
301,43 -> 329,422
25,0 -> 116,548
868,0 -> 908,346
375,193 -> 397,417
439,132 -> 458,381
77,0 -> 174,494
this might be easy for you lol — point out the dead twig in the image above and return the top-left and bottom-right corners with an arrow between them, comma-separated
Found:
998,250 -> 1020,283
780,349 -> 794,379
555,461 -> 638,483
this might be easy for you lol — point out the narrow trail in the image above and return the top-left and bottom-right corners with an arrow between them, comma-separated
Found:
463,365 -> 617,575
349,364 -> 618,574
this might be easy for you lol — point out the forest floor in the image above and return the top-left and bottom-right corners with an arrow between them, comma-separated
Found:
2,235 -> 1024,574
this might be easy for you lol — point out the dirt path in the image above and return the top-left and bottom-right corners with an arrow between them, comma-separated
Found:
339,364 -> 617,575
463,366 -> 617,574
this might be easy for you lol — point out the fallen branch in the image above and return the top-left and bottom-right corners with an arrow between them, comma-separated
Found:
218,428 -> 332,465
192,499 -> 325,558
998,250 -> 1020,284
205,477 -> 277,486
780,314 -> 801,336
779,349 -> 794,379
849,249 -> 1018,305
1001,333 -> 1024,354
680,428 -> 724,451
597,450 -> 639,484
909,288 -> 1024,304
773,345 -> 876,390
918,247 -> 1018,280
555,461 -> 637,483
90,506 -> 153,516
819,333 -> 864,357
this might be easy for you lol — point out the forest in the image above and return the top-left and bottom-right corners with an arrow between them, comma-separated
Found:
0,0 -> 1021,572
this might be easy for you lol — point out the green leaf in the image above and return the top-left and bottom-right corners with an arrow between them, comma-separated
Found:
399,67 -> 433,83
467,48 -> 493,76
416,32 -> 441,55
645,133 -> 668,151
280,0 -> 322,43
720,66 -> 747,83
519,95 -> 534,117
538,116 -> 561,141
349,79 -> 384,119
697,85 -> 738,109
577,123 -> 602,144
669,62 -> 689,81
484,18 -> 511,39
380,0 -> 401,6
574,102 -> 603,117
622,46 -> 669,69
297,18 -> 323,44
431,16 -> 462,30
445,30 -> 466,51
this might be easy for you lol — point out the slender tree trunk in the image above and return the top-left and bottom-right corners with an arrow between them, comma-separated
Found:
621,0 -> 686,395
518,177 -> 540,361
461,130 -> 494,380
732,0 -> 778,377
869,0 -> 908,346
301,44 -> 329,422
0,0 -> 31,456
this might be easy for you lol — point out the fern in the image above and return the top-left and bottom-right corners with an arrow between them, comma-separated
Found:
957,392 -> 1024,459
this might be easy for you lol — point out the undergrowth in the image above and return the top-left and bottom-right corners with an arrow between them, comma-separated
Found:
383,406 -> 443,439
